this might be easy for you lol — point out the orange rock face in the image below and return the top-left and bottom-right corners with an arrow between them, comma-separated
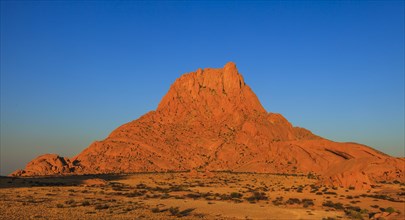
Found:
10,154 -> 75,176
11,62 -> 404,189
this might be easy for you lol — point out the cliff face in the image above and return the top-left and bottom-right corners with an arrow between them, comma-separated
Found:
11,62 -> 404,189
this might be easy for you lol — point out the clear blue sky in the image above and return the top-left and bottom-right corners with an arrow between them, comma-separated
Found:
1,1 -> 404,175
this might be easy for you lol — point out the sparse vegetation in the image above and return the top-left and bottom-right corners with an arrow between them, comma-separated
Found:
286,198 -> 301,205
302,199 -> 314,208
246,191 -> 268,203
168,206 -> 195,217
322,200 -> 344,210
230,192 -> 243,199
272,196 -> 284,206
81,200 -> 90,206
384,207 -> 396,214
95,204 -> 109,210
1,173 -> 402,220
65,199 -> 75,205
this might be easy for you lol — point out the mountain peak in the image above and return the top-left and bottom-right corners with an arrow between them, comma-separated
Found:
156,62 -> 265,119
223,61 -> 238,76
222,61 -> 245,93
11,63 -> 404,190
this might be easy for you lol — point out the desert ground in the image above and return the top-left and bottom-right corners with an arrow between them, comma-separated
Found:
0,172 -> 403,220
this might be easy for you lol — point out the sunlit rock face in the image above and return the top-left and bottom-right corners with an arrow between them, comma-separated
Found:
11,62 -> 404,189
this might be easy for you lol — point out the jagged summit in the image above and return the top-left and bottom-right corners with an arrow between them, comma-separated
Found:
157,62 -> 265,122
11,62 -> 404,189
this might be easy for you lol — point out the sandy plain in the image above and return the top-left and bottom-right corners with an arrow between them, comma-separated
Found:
0,172 -> 404,220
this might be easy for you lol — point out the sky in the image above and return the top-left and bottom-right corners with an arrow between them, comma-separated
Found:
0,1 -> 404,176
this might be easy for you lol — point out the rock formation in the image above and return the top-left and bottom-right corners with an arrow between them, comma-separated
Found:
10,62 -> 404,189
10,154 -> 74,176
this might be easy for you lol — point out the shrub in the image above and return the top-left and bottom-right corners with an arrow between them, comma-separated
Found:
65,199 -> 75,205
169,207 -> 179,216
345,205 -> 361,212
219,194 -> 231,200
178,208 -> 195,217
95,204 -> 109,210
272,197 -> 284,206
345,210 -> 363,220
322,200 -> 344,210
247,191 -> 268,202
230,192 -> 243,199
151,207 -> 160,213
160,193 -> 170,199
186,193 -> 201,199
246,192 -> 266,202
286,198 -> 301,205
302,199 -> 314,208
385,207 -> 395,214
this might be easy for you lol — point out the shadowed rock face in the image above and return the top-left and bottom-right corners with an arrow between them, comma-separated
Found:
11,62 -> 404,189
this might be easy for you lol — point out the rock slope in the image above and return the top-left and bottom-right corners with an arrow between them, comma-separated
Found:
11,62 -> 404,189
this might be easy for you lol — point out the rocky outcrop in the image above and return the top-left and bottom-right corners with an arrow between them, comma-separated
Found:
9,154 -> 78,176
11,62 -> 404,189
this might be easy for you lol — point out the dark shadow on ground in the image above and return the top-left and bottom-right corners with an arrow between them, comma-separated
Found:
0,174 -> 132,189
0,171 -> 194,189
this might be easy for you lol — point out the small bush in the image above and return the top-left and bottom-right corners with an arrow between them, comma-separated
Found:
186,193 -> 201,199
219,194 -> 231,200
65,199 -> 75,205
95,204 -> 109,210
302,199 -> 314,208
126,192 -> 142,197
246,191 -> 268,202
345,210 -> 363,220
160,193 -> 170,199
230,192 -> 243,199
169,207 -> 179,216
385,207 -> 395,214
286,198 -> 301,205
272,197 -> 284,206
307,173 -> 318,179
151,207 -> 160,213
178,208 -> 195,217
322,200 -> 344,210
